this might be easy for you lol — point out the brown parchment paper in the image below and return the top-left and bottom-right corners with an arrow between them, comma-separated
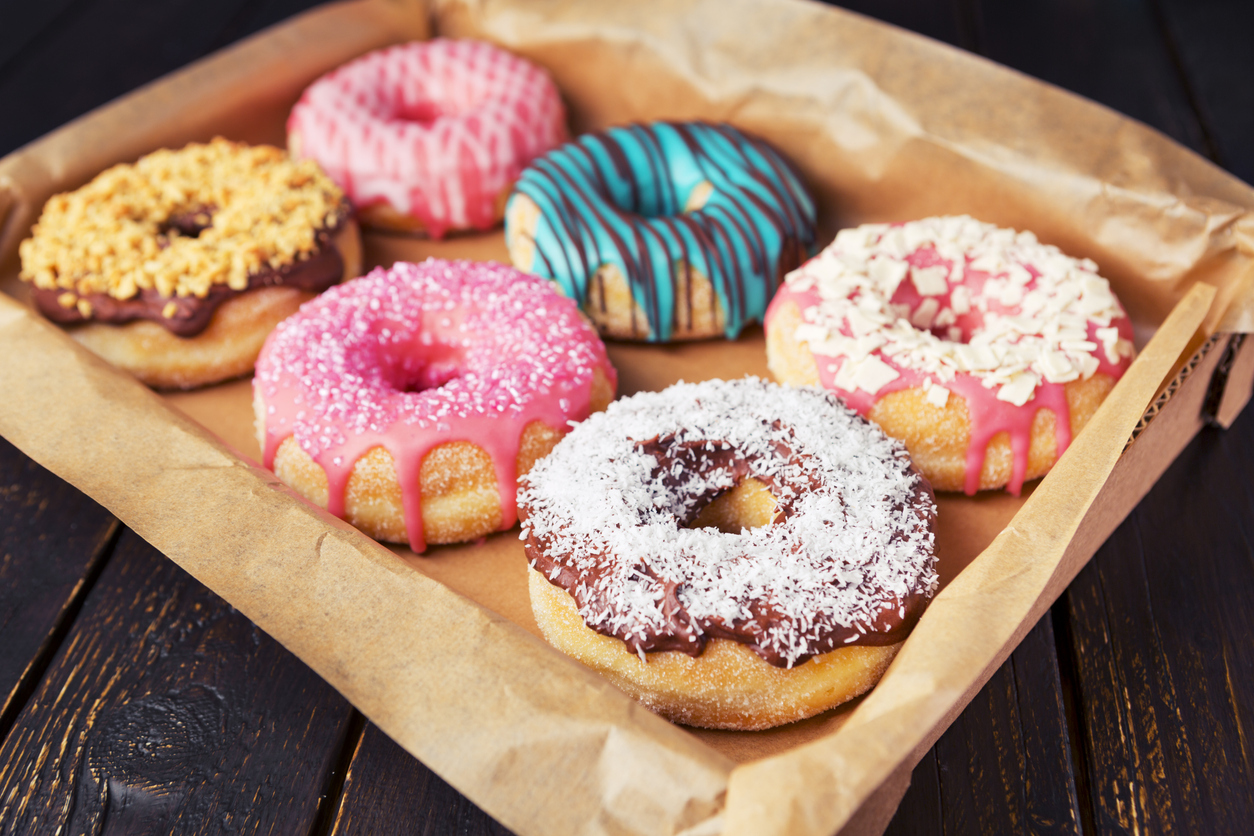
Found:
0,0 -> 1252,834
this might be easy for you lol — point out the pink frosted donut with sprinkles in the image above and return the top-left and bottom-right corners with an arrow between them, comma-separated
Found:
254,258 -> 616,553
287,39 -> 567,238
766,216 -> 1135,495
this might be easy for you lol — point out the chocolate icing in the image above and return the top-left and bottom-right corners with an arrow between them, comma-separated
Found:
523,425 -> 937,668
32,222 -> 346,338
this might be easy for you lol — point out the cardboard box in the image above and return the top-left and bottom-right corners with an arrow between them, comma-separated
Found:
0,1 -> 1251,833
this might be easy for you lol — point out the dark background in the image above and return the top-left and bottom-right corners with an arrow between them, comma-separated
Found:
0,1 -> 1252,834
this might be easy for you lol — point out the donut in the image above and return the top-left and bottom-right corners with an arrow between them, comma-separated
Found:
254,258 -> 616,553
766,216 -> 1136,494
18,138 -> 361,390
288,39 -> 568,238
518,377 -> 938,730
504,121 -> 817,342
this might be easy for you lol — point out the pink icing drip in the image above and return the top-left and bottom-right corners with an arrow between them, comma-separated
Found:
256,259 -> 615,552
767,252 -> 1133,495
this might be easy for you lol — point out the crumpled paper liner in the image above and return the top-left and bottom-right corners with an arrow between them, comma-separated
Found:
0,0 -> 1250,834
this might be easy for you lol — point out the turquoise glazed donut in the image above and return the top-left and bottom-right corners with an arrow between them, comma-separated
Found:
504,122 -> 817,342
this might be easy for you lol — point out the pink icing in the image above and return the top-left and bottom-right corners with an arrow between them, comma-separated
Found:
288,39 -> 568,238
254,259 -> 615,552
767,239 -> 1134,496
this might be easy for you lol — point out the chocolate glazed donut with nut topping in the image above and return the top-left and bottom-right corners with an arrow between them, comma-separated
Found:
19,138 -> 361,390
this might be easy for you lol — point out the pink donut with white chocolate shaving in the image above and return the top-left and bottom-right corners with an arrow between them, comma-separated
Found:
254,258 -> 616,552
766,216 -> 1135,495
288,39 -> 567,238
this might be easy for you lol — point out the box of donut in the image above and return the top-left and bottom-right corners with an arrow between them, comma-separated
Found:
0,0 -> 1251,834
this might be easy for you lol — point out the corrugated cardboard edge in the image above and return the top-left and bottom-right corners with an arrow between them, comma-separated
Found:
1213,334 -> 1254,427
723,283 -> 1215,836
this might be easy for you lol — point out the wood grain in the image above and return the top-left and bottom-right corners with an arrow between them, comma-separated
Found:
0,437 -> 117,735
1063,402 -> 1254,833
330,723 -> 514,836
0,0 -> 321,157
970,0 -> 1211,157
0,529 -> 357,835
1155,0 -> 1254,182
830,0 -> 972,50
886,614 -> 1082,835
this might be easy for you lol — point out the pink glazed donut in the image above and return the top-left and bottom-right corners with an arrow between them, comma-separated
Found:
287,39 -> 568,238
766,216 -> 1135,495
254,259 -> 616,553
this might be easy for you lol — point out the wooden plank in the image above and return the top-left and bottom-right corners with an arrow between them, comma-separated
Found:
1063,400 -> 1254,833
0,436 -> 117,734
0,0 -> 282,157
886,613 -> 1081,835
882,748 -> 942,836
1009,613 -> 1084,835
329,723 -> 514,836
826,0 -> 971,50
970,0 -> 1211,157
1155,0 -> 1254,182
0,529 -> 357,835
204,0 -> 337,56
0,0 -> 81,78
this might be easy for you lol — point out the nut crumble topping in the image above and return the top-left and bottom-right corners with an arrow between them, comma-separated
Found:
19,138 -> 347,306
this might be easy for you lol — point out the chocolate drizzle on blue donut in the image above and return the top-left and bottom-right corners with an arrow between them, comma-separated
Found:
506,121 -> 817,342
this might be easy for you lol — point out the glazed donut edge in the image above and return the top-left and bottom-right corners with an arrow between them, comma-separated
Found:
767,295 -> 1119,493
253,258 -> 618,553
765,216 -> 1135,494
255,368 -> 615,547
287,39 -> 569,239
518,377 -> 937,730
528,567 -> 902,731
69,219 -> 362,390
504,121 -> 817,343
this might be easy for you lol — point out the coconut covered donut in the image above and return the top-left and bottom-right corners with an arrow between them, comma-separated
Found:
19,138 -> 360,389
519,377 -> 938,730
254,259 -> 616,553
288,39 -> 567,238
505,122 -> 817,342
766,216 -> 1135,494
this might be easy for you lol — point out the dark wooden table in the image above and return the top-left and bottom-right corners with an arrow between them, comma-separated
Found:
1,1 -> 1252,833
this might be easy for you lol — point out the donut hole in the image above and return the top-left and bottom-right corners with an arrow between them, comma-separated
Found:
392,364 -> 460,394
394,99 -> 444,127
158,206 -> 214,239
381,341 -> 464,394
686,477 -> 779,534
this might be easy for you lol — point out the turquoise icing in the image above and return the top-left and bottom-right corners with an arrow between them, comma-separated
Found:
506,121 -> 817,342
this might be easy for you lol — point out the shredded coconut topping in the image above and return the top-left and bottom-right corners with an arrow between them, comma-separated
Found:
20,138 -> 347,303
519,377 -> 938,668
785,216 -> 1134,407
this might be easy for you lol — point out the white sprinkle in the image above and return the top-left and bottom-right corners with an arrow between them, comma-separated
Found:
518,378 -> 938,668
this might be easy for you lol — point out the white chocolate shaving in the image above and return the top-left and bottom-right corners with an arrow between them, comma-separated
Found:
784,216 -> 1131,404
